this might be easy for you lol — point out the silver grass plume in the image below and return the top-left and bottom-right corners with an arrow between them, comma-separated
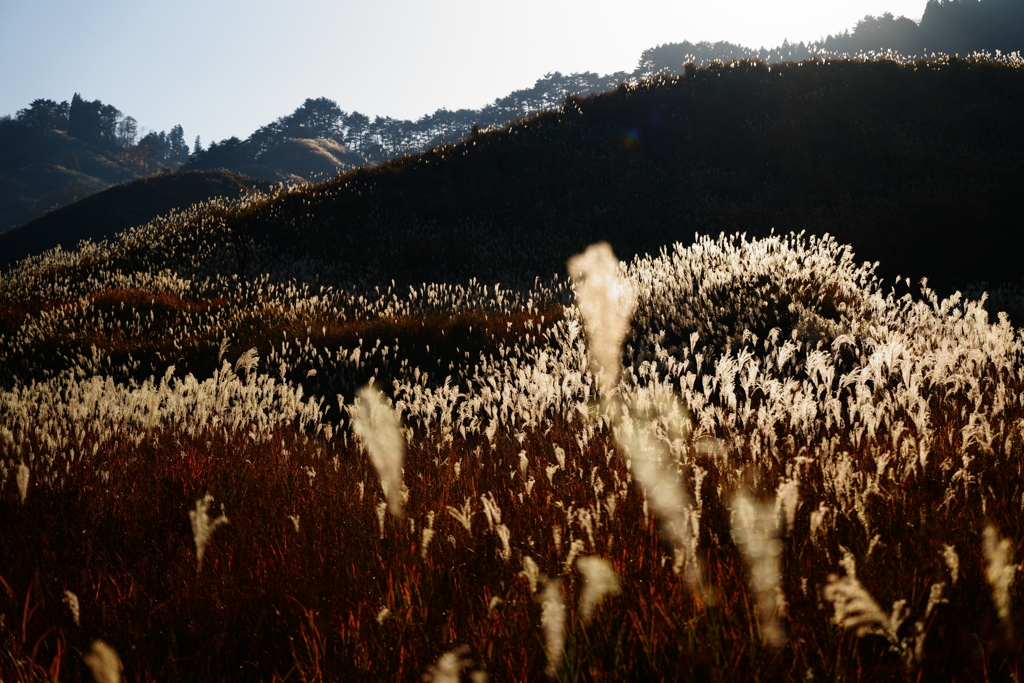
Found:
190,492 -> 229,573
520,555 -> 541,594
576,556 -> 622,623
823,550 -> 907,644
351,384 -> 406,518
566,242 -> 635,398
730,492 -> 785,647
982,524 -> 1017,637
615,409 -> 700,586
83,640 -> 121,683
64,590 -> 80,626
423,645 -> 487,683
540,578 -> 566,678
16,461 -> 29,504
568,243 -> 701,589
234,347 -> 259,376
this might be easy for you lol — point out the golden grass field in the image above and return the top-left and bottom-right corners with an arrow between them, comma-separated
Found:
2,227 -> 1023,681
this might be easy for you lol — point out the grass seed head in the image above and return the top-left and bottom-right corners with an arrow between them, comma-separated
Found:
423,645 -> 474,683
576,556 -> 622,623
539,578 -> 566,677
982,524 -> 1016,635
730,492 -> 785,647
567,242 -> 635,398
83,640 -> 122,683
64,589 -> 80,626
16,461 -> 29,504
352,383 -> 406,518
189,492 -> 229,573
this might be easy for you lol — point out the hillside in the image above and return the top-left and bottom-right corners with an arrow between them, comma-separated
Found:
11,58 -> 1023,306
6,0 -> 1020,236
3,58 -> 1024,682
228,137 -> 366,184
0,124 -> 148,233
0,170 -> 276,269
0,102 -> 360,238
2,234 -> 1024,681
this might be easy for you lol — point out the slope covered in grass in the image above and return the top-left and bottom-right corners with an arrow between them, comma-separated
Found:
1,232 -> 1023,681
0,170 -> 275,270
2,58 -> 1024,682
8,57 -> 1023,304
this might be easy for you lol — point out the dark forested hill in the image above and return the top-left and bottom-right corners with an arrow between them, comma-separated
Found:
16,58 -> 1024,308
0,124 -> 145,233
7,0 -> 1021,239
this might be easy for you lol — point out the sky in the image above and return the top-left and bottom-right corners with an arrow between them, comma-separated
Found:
0,0 -> 929,145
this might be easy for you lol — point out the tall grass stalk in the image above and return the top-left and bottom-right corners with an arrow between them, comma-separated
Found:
351,383 -> 406,518
190,492 -> 229,573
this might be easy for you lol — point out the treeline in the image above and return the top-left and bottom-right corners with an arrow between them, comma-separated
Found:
640,0 -> 1024,72
187,0 -> 1024,171
90,57 -> 1023,309
185,71 -> 631,170
9,0 -> 1024,177
3,93 -> 189,168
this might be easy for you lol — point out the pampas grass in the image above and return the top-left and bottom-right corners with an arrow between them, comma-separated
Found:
568,243 -> 701,586
64,589 -> 80,626
822,551 -> 905,643
351,383 -> 406,518
16,461 -> 28,504
982,524 -> 1017,637
566,242 -> 635,398
63,589 -> 80,626
3,231 -> 1024,679
520,556 -> 541,594
189,492 -> 229,573
84,640 -> 122,683
539,579 -> 566,677
422,645 -> 476,683
730,492 -> 785,647
576,556 -> 622,623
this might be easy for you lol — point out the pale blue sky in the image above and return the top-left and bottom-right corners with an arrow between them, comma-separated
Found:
0,0 -> 928,145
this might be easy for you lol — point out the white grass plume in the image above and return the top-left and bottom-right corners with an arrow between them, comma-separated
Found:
16,461 -> 29,504
421,511 -> 436,559
615,411 -> 700,586
568,244 -> 700,588
64,590 -> 80,626
83,639 -> 122,683
823,551 -> 907,643
942,544 -> 960,586
190,492 -> 229,573
576,556 -> 622,623
539,578 -> 566,677
520,555 -> 541,594
982,523 -> 1017,636
730,492 -> 785,647
351,383 -> 406,518
234,347 -> 259,376
423,645 -> 476,683
567,242 -> 635,397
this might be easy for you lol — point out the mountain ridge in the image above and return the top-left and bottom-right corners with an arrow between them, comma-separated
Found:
6,57 -> 1022,316
5,0 -> 1022,238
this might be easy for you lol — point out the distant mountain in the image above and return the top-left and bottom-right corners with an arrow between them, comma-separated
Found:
10,58 -> 1023,317
0,170 -> 275,269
